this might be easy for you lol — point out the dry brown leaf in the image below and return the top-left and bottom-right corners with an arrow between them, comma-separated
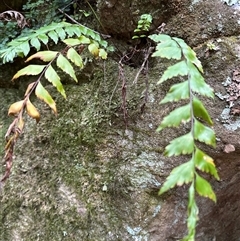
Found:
8,100 -> 24,116
26,100 -> 40,123
0,10 -> 28,28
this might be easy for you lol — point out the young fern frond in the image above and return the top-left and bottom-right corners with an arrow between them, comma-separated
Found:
149,33 -> 219,240
132,14 -> 152,39
1,28 -> 110,185
0,21 -> 110,64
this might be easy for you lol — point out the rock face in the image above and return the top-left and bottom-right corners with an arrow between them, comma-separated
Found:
165,0 -> 240,46
1,0 -> 240,240
0,0 -> 27,12
97,0 -> 240,45
97,0 -> 184,39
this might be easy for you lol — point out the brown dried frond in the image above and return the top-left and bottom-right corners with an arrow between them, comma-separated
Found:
0,10 -> 28,28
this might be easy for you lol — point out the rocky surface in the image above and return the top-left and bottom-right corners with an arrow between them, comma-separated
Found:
97,0 -> 184,39
1,0 -> 240,240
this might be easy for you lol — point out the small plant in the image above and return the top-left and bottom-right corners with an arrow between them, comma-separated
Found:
149,33 -> 219,240
206,41 -> 219,51
132,14 -> 152,39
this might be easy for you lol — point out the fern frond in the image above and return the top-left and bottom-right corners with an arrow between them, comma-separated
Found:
1,18 -> 111,185
0,22 -> 109,64
150,33 -> 218,240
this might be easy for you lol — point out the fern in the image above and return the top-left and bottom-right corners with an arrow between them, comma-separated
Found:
0,21 -> 111,64
1,22 -> 110,185
132,14 -> 152,39
149,33 -> 219,240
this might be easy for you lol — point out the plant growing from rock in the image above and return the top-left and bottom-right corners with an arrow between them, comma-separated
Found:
0,21 -> 110,185
132,13 -> 152,39
0,8 -> 219,240
149,33 -> 219,240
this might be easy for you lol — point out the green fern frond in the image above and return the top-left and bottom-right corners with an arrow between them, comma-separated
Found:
150,33 -> 218,240
0,21 -> 109,63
